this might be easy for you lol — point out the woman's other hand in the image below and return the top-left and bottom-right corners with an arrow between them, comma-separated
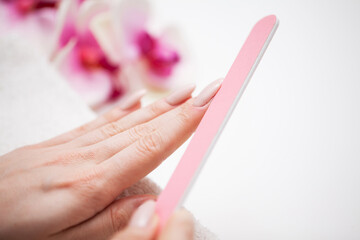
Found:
111,200 -> 194,240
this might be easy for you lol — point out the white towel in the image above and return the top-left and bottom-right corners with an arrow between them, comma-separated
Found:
0,34 -> 96,154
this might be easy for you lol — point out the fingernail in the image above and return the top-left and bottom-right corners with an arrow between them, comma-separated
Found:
165,84 -> 196,106
193,78 -> 223,107
119,89 -> 147,110
129,200 -> 156,228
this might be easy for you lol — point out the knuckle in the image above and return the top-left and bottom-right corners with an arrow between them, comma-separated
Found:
110,206 -> 130,232
42,152 -> 72,167
177,111 -> 192,125
42,166 -> 107,202
78,148 -> 97,161
176,104 -> 193,125
101,122 -> 123,138
136,132 -> 163,156
128,124 -> 149,141
52,150 -> 96,165
72,167 -> 108,195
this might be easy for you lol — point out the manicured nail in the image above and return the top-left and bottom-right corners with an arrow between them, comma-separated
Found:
119,89 -> 147,110
193,78 -> 223,107
129,200 -> 156,228
165,84 -> 196,106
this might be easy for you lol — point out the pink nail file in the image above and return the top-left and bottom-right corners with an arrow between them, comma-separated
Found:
155,15 -> 279,227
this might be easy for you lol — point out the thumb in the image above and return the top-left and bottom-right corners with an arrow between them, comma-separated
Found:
111,200 -> 158,240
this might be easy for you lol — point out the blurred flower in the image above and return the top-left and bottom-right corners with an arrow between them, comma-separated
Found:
93,0 -> 182,90
54,0 -> 183,108
52,0 -> 122,107
1,0 -> 184,109
1,0 -> 58,16
56,28 -> 122,107
137,30 -> 180,77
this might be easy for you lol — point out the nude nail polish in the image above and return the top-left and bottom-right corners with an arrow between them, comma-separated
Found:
193,79 -> 223,107
129,200 -> 156,228
165,84 -> 196,106
119,89 -> 147,110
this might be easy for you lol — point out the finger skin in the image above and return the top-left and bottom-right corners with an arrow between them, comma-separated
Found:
158,210 -> 194,240
39,103 -> 141,148
86,100 -> 196,162
70,98 -> 184,148
98,99 -> 208,199
51,194 -> 156,240
110,217 -> 158,240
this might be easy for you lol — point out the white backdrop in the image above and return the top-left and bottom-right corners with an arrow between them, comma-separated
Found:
147,0 -> 360,239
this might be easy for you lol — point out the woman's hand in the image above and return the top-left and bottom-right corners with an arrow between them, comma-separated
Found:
0,79 -> 222,240
111,200 -> 194,240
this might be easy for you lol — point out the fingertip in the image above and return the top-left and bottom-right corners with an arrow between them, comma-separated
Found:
129,200 -> 156,228
111,201 -> 158,240
172,209 -> 194,231
119,89 -> 147,110
193,78 -> 223,107
158,209 -> 194,240
165,84 -> 196,106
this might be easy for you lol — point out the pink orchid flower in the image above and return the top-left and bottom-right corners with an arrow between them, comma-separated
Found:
137,30 -> 180,78
0,0 -> 59,55
90,0 -> 183,91
0,0 -> 58,15
53,0 -> 183,108
53,0 -> 122,107
1,0 -> 59,17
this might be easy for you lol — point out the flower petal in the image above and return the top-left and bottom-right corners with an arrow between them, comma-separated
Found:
111,0 -> 150,62
58,48 -> 114,106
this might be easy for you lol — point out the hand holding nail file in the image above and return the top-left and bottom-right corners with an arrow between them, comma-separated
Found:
156,15 -> 279,227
